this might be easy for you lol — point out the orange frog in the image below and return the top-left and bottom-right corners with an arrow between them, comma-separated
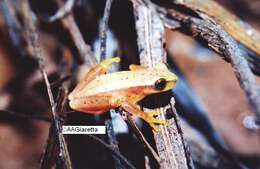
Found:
68,57 -> 178,130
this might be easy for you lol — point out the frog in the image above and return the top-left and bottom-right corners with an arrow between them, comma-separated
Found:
68,57 -> 178,131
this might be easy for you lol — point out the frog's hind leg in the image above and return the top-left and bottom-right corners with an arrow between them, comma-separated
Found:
69,57 -> 120,100
80,57 -> 120,85
69,96 -> 120,114
121,102 -> 166,131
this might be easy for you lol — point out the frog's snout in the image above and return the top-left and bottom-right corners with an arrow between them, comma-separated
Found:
68,99 -> 76,110
169,72 -> 178,83
69,99 -> 83,111
166,73 -> 178,89
173,75 -> 178,82
68,93 -> 73,101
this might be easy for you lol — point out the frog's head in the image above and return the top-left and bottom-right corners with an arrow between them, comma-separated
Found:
146,63 -> 178,94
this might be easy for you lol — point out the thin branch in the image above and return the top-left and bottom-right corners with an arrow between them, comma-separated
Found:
0,110 -> 51,122
40,87 -> 70,169
144,156 -> 151,169
56,0 -> 97,66
0,0 -> 26,55
21,0 -> 57,127
40,122 -> 60,169
151,102 -> 193,169
163,9 -> 260,126
49,0 -> 75,22
99,1 -> 124,168
105,117 -> 125,169
155,3 -> 260,75
173,0 -> 260,57
50,74 -> 72,88
130,0 -> 193,168
21,1 -> 72,168
56,1 -> 124,168
124,112 -> 161,165
99,0 -> 113,61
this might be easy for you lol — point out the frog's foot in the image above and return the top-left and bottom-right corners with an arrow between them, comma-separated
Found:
148,111 -> 161,117
99,57 -> 120,72
145,115 -> 167,132
146,116 -> 167,125
121,102 -> 167,131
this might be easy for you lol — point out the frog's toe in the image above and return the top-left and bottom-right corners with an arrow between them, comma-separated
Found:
150,118 -> 167,125
100,57 -> 120,69
144,116 -> 167,131
112,57 -> 121,63
148,111 -> 161,117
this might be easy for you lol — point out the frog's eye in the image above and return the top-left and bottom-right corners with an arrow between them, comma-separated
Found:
154,78 -> 166,90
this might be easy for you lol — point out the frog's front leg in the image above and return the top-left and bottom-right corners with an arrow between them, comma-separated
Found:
99,57 -> 120,73
121,102 -> 166,131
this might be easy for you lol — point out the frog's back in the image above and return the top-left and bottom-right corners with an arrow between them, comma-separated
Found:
77,70 -> 159,97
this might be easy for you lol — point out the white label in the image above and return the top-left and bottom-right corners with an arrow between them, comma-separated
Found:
62,126 -> 106,134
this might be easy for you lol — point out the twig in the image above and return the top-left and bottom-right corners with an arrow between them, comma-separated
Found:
0,110 -> 51,122
144,156 -> 151,169
173,0 -> 260,57
0,0 -> 26,55
105,118 -> 125,169
40,123 -> 60,169
20,1 -> 72,168
99,1 -> 124,168
101,0 -> 123,167
166,58 -> 246,167
50,74 -> 72,88
130,0 -> 193,168
163,9 -> 260,126
56,0 -> 97,66
49,0 -> 75,22
131,0 -> 166,65
40,87 -> 70,169
183,124 -> 234,169
154,3 -> 260,75
21,0 -> 57,130
124,112 -> 161,165
85,134 -> 136,169
151,102 -> 193,169
99,0 -> 113,61
57,1 -> 125,168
